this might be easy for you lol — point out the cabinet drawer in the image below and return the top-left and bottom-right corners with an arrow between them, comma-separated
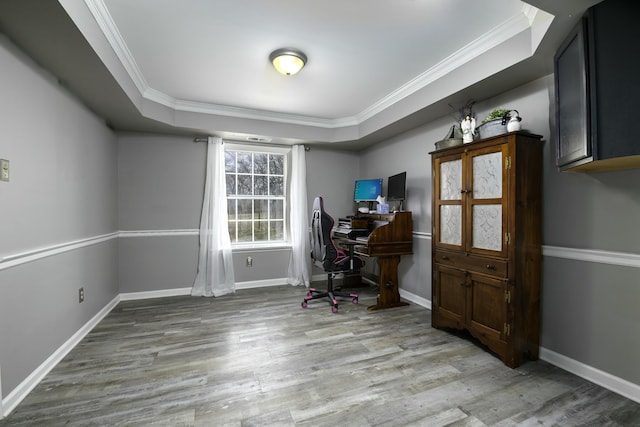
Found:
434,250 -> 507,277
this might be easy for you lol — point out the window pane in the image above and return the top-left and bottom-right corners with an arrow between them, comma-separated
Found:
238,175 -> 253,195
254,200 -> 268,221
227,199 -> 236,220
225,151 -> 236,172
270,200 -> 283,219
226,174 -> 236,195
270,177 -> 284,196
238,200 -> 252,220
223,147 -> 288,245
228,222 -> 237,243
237,152 -> 252,173
270,220 -> 284,240
254,153 -> 268,174
238,222 -> 252,242
255,221 -> 269,241
270,154 -> 284,175
255,176 -> 268,195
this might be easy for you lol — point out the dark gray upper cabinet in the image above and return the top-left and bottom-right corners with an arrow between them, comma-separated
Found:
554,0 -> 640,172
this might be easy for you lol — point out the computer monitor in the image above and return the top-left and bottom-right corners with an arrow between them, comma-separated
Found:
387,172 -> 406,201
354,178 -> 383,202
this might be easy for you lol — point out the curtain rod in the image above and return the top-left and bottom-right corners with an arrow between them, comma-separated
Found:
193,137 -> 309,150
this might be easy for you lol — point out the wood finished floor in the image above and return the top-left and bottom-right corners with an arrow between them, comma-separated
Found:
1,284 -> 639,426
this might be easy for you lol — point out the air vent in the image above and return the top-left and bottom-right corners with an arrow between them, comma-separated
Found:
246,136 -> 272,142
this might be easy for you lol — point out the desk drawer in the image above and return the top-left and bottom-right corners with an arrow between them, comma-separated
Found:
434,250 -> 507,277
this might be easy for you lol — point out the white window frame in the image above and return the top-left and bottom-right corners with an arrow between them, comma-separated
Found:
224,143 -> 290,249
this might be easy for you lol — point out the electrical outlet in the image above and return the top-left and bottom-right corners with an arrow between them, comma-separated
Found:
79,287 -> 85,303
246,256 -> 253,267
0,159 -> 9,182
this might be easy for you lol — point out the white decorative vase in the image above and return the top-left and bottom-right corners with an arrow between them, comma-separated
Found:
507,110 -> 522,132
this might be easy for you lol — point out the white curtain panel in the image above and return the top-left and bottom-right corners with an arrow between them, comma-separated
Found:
287,145 -> 311,287
192,137 -> 235,297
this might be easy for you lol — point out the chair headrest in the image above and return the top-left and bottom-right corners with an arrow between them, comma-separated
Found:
312,196 -> 324,212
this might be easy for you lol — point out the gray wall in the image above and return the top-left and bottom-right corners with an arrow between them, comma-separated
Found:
540,81 -> 640,385
305,147 -> 360,216
360,75 -> 640,386
117,134 -> 204,293
306,147 -> 361,278
117,136 -> 361,292
358,116 -> 447,299
0,36 -> 118,397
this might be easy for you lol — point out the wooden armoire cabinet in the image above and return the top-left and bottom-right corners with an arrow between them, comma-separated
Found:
430,132 -> 543,368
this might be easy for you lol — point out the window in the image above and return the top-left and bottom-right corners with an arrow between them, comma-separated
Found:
225,145 -> 288,245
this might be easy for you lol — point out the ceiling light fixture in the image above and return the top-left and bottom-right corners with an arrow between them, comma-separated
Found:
269,48 -> 307,76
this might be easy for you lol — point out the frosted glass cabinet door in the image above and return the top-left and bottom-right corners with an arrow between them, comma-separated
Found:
439,159 -> 462,246
440,159 -> 462,201
440,205 -> 462,245
472,204 -> 502,250
472,152 -> 502,199
471,151 -> 504,252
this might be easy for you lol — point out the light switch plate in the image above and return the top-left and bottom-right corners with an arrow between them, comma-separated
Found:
0,159 -> 9,182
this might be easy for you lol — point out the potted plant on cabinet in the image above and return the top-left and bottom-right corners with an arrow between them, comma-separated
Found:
476,108 -> 521,139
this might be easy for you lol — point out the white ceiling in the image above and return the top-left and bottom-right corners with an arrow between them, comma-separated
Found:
0,0 -> 602,149
103,0 -> 524,120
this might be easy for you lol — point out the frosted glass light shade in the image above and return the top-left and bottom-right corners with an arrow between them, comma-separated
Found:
269,49 -> 307,76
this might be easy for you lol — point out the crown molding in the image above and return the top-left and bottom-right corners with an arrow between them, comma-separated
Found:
357,7 -> 537,123
83,1 -> 549,132
172,97 -> 360,129
84,0 -> 148,95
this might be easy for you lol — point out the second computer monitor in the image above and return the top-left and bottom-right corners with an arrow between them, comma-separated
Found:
387,172 -> 406,201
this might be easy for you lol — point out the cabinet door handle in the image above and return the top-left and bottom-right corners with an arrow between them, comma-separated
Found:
441,255 -> 449,260
486,264 -> 496,271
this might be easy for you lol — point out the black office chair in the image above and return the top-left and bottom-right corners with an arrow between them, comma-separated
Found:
302,196 -> 363,313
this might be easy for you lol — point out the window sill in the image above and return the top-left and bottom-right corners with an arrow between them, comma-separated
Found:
231,243 -> 292,252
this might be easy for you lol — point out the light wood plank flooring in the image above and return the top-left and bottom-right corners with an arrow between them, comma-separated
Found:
1,284 -> 638,426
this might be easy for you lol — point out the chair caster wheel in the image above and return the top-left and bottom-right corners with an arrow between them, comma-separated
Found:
301,301 -> 308,308
332,305 -> 338,313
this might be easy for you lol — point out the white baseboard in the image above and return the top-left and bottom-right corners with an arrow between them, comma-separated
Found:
119,278 -> 293,301
119,287 -> 191,301
539,347 -> 640,404
1,295 -> 121,418
236,278 -> 290,289
399,288 -> 432,310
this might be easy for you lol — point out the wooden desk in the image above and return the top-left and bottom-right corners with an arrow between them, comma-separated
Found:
339,212 -> 413,311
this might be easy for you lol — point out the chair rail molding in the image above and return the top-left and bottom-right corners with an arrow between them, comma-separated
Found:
0,232 -> 119,271
542,245 -> 640,269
